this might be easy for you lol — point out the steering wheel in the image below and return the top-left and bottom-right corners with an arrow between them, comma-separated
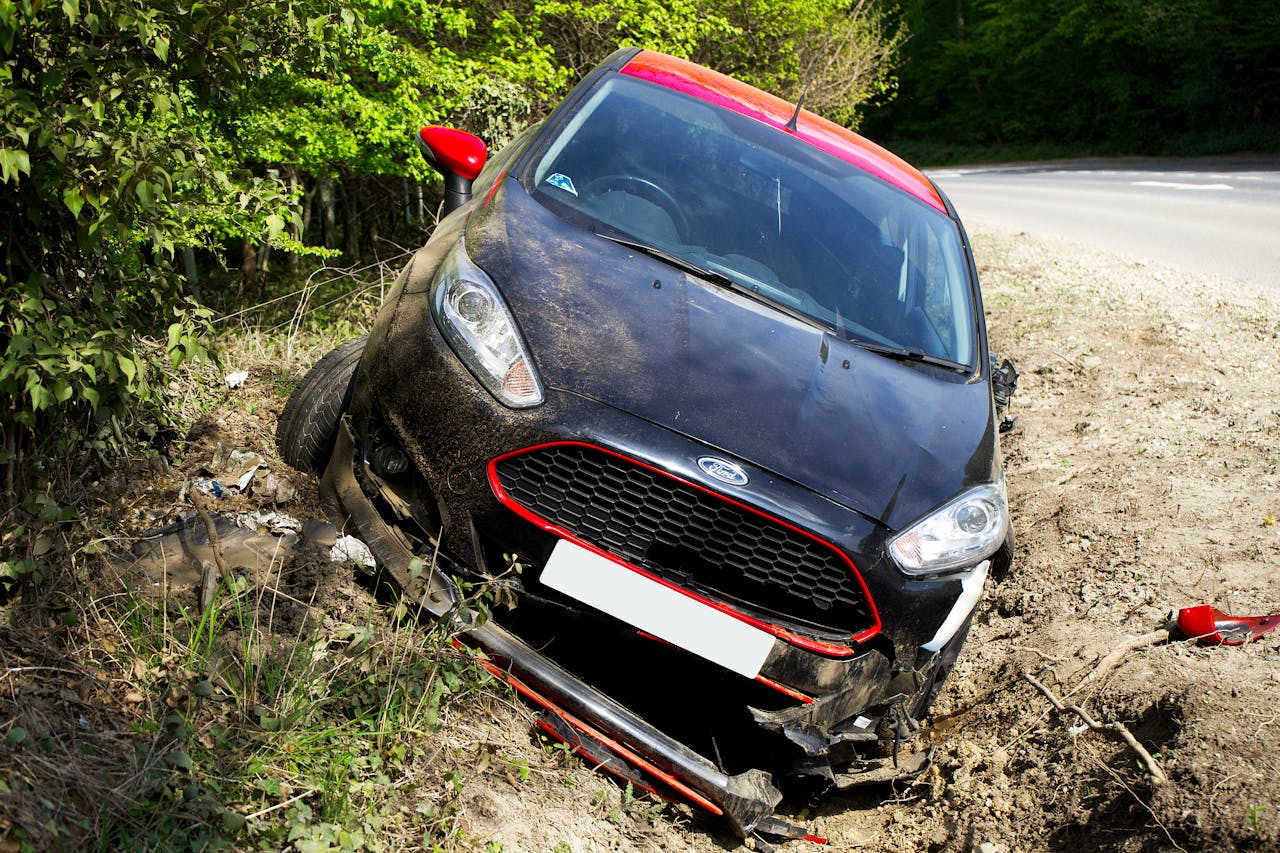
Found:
582,174 -> 690,238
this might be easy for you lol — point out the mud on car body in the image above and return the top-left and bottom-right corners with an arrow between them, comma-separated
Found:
278,48 -> 1015,839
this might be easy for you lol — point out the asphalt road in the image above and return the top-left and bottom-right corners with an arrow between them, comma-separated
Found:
927,159 -> 1280,289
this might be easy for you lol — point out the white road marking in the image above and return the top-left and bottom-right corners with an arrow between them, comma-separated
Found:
1132,180 -> 1234,191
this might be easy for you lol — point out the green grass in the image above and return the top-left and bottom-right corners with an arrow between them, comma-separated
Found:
0,551 -> 503,851
0,264 -> 518,851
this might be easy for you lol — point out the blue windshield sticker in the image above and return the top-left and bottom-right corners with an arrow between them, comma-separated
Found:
545,173 -> 578,196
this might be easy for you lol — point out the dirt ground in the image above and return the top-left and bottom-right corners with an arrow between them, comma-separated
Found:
8,223 -> 1277,851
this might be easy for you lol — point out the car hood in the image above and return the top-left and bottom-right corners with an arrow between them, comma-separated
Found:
466,180 -> 997,530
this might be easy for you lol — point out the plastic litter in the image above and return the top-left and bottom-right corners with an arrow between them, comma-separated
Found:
330,535 -> 376,569
226,450 -> 266,492
201,443 -> 269,497
233,510 -> 303,536
195,479 -> 224,498
1175,604 -> 1280,646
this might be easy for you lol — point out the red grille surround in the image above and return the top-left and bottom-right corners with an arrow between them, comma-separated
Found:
487,441 -> 881,655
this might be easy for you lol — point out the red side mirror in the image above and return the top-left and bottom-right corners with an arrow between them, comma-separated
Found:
418,127 -> 487,180
416,127 -> 487,215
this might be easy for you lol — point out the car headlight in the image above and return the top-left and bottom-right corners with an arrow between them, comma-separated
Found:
430,238 -> 544,408
888,481 -> 1009,576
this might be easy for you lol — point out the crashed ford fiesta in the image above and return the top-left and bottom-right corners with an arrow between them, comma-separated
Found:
278,49 -> 1015,839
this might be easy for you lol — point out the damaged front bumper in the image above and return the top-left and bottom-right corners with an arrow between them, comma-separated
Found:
322,418 -> 785,832
320,416 -> 979,837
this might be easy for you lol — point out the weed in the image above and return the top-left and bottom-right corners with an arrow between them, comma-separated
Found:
502,755 -> 532,782
0,539 -> 502,851
270,371 -> 300,399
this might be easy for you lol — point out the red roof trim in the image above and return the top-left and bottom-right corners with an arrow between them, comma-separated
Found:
619,51 -> 946,214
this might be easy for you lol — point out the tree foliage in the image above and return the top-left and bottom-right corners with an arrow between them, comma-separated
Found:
0,0 -> 348,517
870,0 -> 1280,148
697,0 -> 904,128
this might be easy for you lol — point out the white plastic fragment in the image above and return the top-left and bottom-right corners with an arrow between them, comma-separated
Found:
224,371 -> 249,388
233,511 -> 303,535
921,560 -> 990,652
226,450 -> 266,492
330,535 -> 376,569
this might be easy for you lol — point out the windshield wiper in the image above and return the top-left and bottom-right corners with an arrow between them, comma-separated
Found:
594,229 -> 847,331
849,338 -> 969,372
592,230 -> 734,288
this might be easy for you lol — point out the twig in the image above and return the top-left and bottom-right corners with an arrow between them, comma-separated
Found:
1054,351 -> 1082,370
188,484 -> 226,612
1021,670 -> 1167,786
1064,628 -> 1171,700
1012,645 -> 1066,664
3,666 -> 82,676
242,789 -> 314,822
1080,739 -> 1186,852
1244,711 -> 1280,737
1207,771 -> 1240,816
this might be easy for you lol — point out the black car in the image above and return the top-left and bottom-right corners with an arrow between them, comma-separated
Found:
278,48 -> 1014,840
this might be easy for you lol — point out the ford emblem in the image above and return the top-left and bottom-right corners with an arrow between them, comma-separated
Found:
698,456 -> 749,486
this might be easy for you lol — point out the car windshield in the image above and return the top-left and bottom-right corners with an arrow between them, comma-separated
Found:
526,75 -> 977,368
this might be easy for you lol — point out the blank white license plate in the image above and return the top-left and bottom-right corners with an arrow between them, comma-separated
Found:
540,538 -> 774,679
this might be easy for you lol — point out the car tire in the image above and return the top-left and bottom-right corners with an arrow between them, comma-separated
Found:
276,336 -> 367,473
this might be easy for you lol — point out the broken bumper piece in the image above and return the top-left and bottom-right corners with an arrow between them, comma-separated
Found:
1176,604 -> 1280,645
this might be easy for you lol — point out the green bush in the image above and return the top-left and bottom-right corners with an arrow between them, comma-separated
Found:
0,0 -> 346,526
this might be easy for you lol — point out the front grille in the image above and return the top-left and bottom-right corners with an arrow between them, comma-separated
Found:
492,443 -> 875,638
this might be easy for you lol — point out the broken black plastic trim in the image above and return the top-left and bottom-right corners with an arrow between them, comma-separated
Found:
991,354 -> 1019,433
749,652 -> 891,759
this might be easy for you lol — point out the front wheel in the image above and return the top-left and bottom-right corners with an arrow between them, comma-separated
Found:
276,336 -> 367,473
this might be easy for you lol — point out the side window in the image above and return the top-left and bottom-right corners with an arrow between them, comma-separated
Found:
913,222 -> 974,365
920,229 -> 956,353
